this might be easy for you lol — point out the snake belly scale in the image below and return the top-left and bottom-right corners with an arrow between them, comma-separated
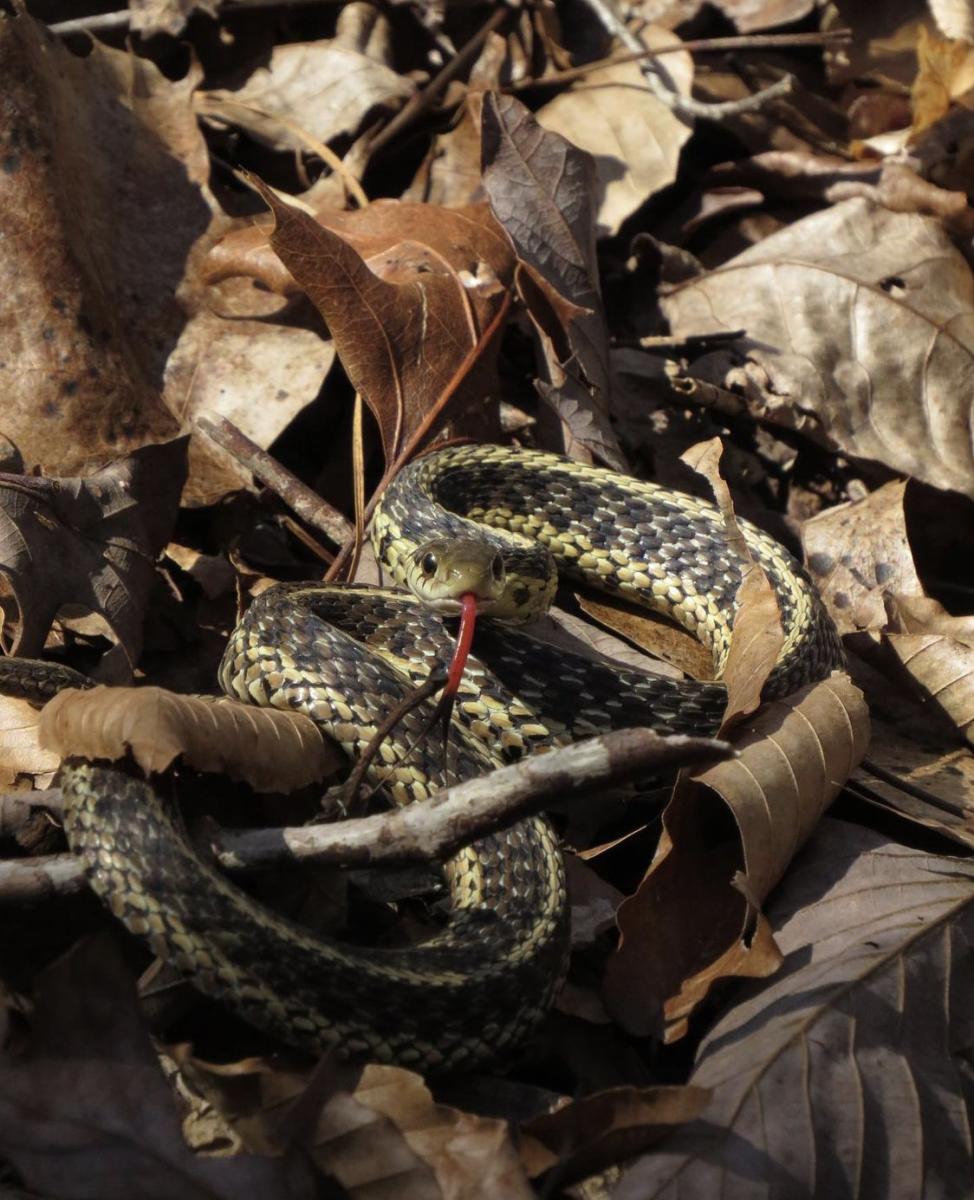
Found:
47,445 -> 842,1070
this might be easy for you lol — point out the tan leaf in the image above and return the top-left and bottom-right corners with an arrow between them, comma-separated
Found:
603,672 -> 870,1041
614,819 -> 974,1197
802,479 -> 922,635
663,199 -> 974,497
884,624 -> 974,744
0,695 -> 59,789
576,592 -> 713,682
0,439 -> 187,670
38,687 -> 342,794
198,39 -> 414,153
536,26 -> 694,236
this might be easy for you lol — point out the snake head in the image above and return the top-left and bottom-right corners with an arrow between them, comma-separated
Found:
408,538 -> 506,614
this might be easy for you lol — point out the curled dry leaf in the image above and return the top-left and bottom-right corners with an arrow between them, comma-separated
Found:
179,1055 -> 533,1199
663,199 -> 974,498
39,686 -> 342,794
0,937 -> 313,1200
481,92 -> 625,468
884,593 -> 974,745
603,672 -> 870,1042
198,38 -> 414,153
243,177 -> 514,462
0,438 -> 188,669
520,1084 -> 711,1191
535,26 -> 694,237
615,819 -> 974,1199
802,479 -> 922,635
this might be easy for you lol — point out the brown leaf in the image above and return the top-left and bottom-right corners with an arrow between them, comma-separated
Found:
481,93 -> 624,467
0,937 -> 313,1199
39,686 -> 342,794
662,199 -> 974,497
0,439 -> 187,670
603,672 -> 870,1041
614,819 -> 974,1197
0,10 -> 213,477
244,178 -> 513,462
520,1084 -> 711,1190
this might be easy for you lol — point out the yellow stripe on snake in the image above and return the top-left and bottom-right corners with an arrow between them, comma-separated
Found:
11,445 -> 843,1071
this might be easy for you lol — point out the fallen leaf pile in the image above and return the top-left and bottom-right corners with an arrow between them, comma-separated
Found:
1,1 -> 974,1197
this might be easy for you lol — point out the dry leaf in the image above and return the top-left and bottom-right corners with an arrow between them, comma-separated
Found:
0,695 -> 60,790
198,39 -> 414,153
536,26 -> 694,236
603,673 -> 870,1041
39,686 -> 342,793
0,439 -> 187,671
481,92 -> 624,468
663,198 -> 974,497
243,179 -> 513,463
615,818 -> 974,1198
0,937 -> 313,1199
802,480 -> 922,635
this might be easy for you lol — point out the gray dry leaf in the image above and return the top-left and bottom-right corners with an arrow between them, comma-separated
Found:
481,93 -> 624,468
0,438 -> 187,671
662,198 -> 974,497
535,26 -> 693,237
614,818 -> 974,1199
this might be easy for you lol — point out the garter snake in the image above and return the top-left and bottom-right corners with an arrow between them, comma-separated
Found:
4,444 -> 842,1070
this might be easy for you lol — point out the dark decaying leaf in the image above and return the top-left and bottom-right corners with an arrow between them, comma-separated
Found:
614,818 -> 974,1199
0,937 -> 315,1199
481,92 -> 625,468
0,438 -> 188,672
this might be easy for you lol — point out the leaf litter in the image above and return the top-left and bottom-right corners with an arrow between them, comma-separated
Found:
1,1 -> 974,1197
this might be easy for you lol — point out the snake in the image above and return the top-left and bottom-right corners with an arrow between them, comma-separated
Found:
2,444 -> 842,1071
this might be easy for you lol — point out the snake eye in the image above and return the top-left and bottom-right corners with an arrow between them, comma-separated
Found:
421,552 -> 438,577
491,555 -> 504,580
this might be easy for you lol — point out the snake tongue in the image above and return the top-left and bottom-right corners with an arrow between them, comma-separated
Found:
437,592 -> 478,757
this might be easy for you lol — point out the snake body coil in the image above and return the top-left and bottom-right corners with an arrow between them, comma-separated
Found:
52,445 -> 841,1070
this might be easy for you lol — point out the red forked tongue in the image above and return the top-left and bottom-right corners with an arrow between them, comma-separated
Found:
444,592 -> 478,699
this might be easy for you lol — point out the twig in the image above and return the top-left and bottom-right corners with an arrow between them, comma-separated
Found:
342,673 -> 447,813
196,414 -> 354,547
367,4 -> 510,158
508,29 -> 852,92
0,729 -> 733,902
211,727 -> 734,871
0,853 -> 87,902
581,0 -> 793,122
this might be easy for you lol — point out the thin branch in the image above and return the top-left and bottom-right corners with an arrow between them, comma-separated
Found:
581,0 -> 794,122
0,853 -> 87,902
196,414 -> 354,547
210,728 -> 734,871
508,29 -> 852,93
367,4 -> 511,158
